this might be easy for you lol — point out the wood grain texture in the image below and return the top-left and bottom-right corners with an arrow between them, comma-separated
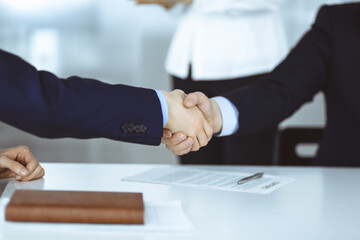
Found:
5,190 -> 144,224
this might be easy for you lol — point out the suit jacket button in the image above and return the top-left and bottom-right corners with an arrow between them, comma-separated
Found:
121,124 -> 128,133
140,124 -> 147,133
134,125 -> 141,133
128,123 -> 134,133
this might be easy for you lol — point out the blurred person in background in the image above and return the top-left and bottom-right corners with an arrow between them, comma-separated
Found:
163,3 -> 360,166
138,0 -> 289,165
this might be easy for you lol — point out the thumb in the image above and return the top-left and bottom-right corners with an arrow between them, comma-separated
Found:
185,92 -> 213,121
162,129 -> 172,138
184,93 -> 198,108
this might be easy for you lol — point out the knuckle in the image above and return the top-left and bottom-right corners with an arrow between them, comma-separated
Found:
182,150 -> 190,155
207,127 -> 214,136
192,146 -> 200,151
169,138 -> 177,145
174,89 -> 184,95
161,138 -> 170,145
173,150 -> 181,156
195,126 -> 203,134
195,91 -> 205,98
18,145 -> 30,152
9,161 -> 17,169
187,132 -> 195,138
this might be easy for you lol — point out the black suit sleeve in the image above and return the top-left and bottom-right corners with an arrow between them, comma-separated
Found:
0,49 -> 164,145
224,5 -> 333,135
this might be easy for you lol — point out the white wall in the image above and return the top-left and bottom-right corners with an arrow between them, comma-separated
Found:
0,0 -> 357,163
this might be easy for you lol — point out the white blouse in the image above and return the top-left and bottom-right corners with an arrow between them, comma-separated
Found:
165,0 -> 289,80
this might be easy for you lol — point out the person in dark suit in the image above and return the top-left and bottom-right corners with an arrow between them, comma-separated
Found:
0,48 -> 212,181
163,3 -> 360,166
0,49 -> 211,146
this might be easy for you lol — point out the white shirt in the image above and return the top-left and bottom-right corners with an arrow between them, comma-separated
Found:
213,96 -> 239,136
165,0 -> 288,80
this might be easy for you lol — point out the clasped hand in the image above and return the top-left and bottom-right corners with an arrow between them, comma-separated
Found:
0,146 -> 45,181
162,90 -> 222,155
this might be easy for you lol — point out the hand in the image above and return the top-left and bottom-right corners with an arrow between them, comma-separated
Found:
162,92 -> 223,155
0,146 -> 45,181
162,129 -> 194,155
184,92 -> 223,134
162,90 -> 213,151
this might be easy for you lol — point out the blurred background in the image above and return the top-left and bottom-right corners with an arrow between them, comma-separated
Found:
0,0 -> 356,164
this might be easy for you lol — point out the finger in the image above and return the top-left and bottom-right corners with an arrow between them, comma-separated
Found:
173,146 -> 192,156
21,155 -> 40,178
18,165 -> 45,181
183,93 -> 200,108
162,132 -> 187,145
162,129 -> 172,138
184,91 -> 208,108
191,138 -> 200,151
166,137 -> 194,153
185,92 -> 214,122
0,169 -> 17,179
0,155 -> 29,177
204,122 -> 213,141
197,130 -> 209,147
173,89 -> 186,97
17,165 -> 45,181
5,146 -> 34,166
14,146 -> 41,178
161,129 -> 173,144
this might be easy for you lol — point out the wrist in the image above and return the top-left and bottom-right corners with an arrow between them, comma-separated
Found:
210,99 -> 223,134
161,91 -> 171,129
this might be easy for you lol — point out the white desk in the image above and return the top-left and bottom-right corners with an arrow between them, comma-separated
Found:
1,163 -> 359,240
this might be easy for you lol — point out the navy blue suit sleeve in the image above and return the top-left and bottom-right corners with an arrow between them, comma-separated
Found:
224,5 -> 332,135
0,49 -> 163,145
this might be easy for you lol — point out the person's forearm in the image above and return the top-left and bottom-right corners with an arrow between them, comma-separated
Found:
223,6 -> 332,135
0,49 -> 164,145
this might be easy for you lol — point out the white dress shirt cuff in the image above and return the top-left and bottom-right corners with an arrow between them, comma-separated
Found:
155,90 -> 168,127
212,96 -> 239,137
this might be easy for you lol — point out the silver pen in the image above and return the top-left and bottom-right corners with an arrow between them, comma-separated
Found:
237,172 -> 264,185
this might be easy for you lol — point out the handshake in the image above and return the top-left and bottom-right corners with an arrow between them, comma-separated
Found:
161,89 -> 223,155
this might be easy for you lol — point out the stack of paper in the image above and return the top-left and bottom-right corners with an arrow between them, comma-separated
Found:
123,167 -> 294,194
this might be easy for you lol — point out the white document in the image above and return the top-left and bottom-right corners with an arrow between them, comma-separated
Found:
0,198 -> 192,233
123,167 -> 294,194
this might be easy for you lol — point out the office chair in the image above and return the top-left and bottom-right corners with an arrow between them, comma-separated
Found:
275,127 -> 324,166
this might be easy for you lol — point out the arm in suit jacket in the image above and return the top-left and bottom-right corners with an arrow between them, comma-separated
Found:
0,49 -> 163,145
223,5 -> 332,135
221,3 -> 360,165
